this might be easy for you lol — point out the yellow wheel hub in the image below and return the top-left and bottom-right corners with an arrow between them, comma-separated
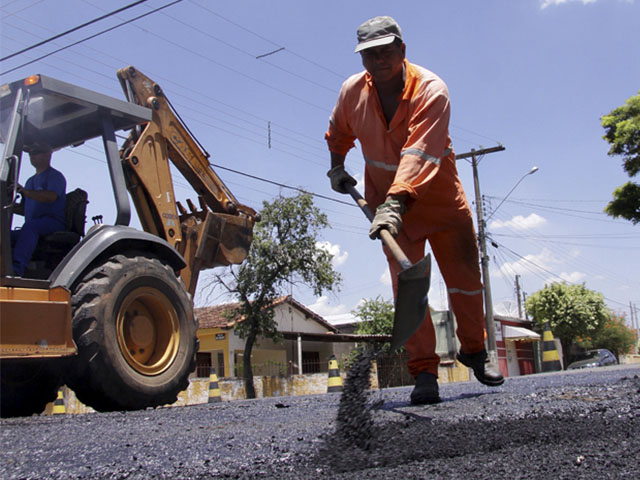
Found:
116,287 -> 180,376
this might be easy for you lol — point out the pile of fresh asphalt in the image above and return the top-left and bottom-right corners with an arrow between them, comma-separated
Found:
315,372 -> 640,478
2,367 -> 639,479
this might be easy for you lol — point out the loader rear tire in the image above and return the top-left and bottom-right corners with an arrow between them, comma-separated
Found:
66,252 -> 197,412
0,358 -> 63,417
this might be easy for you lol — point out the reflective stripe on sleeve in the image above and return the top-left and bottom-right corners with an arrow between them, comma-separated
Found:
400,147 -> 452,166
364,155 -> 398,171
364,148 -> 452,172
447,287 -> 483,296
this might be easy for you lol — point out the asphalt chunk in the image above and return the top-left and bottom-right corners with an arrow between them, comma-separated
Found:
335,351 -> 375,450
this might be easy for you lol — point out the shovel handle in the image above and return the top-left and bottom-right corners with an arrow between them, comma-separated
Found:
345,184 -> 413,271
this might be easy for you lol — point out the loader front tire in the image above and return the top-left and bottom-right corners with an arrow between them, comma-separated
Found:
66,252 -> 197,412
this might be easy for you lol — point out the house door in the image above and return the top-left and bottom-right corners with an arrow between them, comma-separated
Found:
302,351 -> 320,374
505,340 -> 520,377
196,352 -> 211,378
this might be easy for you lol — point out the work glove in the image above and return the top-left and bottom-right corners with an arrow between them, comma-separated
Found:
369,199 -> 406,239
327,165 -> 357,194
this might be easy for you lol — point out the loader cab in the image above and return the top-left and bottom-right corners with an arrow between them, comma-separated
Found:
0,74 -> 152,282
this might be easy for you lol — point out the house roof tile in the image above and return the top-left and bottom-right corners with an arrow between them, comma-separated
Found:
194,295 -> 337,332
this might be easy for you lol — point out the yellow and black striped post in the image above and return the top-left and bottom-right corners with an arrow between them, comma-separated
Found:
208,367 -> 222,403
327,355 -> 343,393
541,321 -> 562,372
52,388 -> 66,415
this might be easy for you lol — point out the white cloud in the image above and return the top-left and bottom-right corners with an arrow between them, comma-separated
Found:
492,248 -> 558,278
556,271 -> 587,283
306,296 -> 361,325
306,295 -> 348,317
541,0 -> 597,8
492,247 -> 588,287
379,269 -> 392,286
489,213 -> 546,231
355,173 -> 365,196
494,300 -> 521,317
540,0 -> 634,8
316,241 -> 348,267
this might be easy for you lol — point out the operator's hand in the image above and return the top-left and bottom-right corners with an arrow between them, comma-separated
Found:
327,165 -> 357,194
369,198 -> 406,239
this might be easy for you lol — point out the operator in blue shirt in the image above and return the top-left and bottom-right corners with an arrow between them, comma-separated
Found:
10,143 -> 66,276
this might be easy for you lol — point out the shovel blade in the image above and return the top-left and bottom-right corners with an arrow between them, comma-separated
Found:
390,253 -> 432,352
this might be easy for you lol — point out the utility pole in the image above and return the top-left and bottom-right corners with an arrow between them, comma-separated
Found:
456,146 -> 505,366
515,274 -> 523,318
632,302 -> 639,354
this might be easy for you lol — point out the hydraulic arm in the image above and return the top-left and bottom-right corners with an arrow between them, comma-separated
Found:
116,66 -> 257,295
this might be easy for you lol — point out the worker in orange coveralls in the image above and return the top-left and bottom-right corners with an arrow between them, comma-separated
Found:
325,16 -> 504,404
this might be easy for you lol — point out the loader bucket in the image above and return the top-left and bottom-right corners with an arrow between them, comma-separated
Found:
197,211 -> 255,268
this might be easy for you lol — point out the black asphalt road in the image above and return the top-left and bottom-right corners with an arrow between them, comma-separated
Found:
2,365 -> 639,479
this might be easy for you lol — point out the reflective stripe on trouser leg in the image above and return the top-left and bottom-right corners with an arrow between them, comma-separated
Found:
428,218 -> 485,354
383,234 -> 439,378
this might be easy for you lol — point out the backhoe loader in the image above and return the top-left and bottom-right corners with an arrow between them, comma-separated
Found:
0,67 -> 257,417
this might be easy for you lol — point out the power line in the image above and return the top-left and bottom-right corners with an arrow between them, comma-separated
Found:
210,163 -> 356,207
0,0 -> 184,76
486,207 -> 637,288
0,0 -> 45,18
493,232 -> 640,239
3,10 -> 330,161
493,240 -> 632,309
191,1 -> 346,80
2,1 -> 495,154
0,0 -> 149,62
486,196 -> 608,216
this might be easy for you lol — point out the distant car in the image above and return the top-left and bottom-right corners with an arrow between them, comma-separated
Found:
566,349 -> 618,370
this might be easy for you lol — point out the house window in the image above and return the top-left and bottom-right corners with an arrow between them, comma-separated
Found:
302,351 -> 320,374
196,352 -> 212,378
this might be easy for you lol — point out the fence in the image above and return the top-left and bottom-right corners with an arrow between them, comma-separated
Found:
232,359 -> 328,378
375,352 -> 414,388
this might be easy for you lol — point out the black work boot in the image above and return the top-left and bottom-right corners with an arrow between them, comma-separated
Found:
456,350 -> 504,387
410,372 -> 441,405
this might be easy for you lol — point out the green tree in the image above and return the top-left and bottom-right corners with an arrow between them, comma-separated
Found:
352,296 -> 394,337
592,313 -> 637,361
351,296 -> 395,361
525,282 -> 609,365
601,90 -> 640,224
216,193 -> 341,398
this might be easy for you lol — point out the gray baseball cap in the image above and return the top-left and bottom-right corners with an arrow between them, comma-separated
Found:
354,16 -> 403,53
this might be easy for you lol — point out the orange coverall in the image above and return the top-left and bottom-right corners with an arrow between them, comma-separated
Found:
326,59 -> 485,377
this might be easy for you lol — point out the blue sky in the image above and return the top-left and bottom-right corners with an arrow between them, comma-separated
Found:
2,0 -> 639,327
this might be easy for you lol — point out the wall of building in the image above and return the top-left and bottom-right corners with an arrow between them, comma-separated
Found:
45,359 -> 472,414
197,328 -> 230,377
273,304 -> 331,335
495,318 -> 538,377
197,303 -> 353,377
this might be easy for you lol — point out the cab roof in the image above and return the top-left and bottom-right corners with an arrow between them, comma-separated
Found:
0,74 -> 151,151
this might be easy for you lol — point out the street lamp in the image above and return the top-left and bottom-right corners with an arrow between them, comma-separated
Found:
485,166 -> 539,222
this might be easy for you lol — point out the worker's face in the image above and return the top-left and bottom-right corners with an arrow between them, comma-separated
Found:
29,151 -> 51,170
360,41 -> 406,84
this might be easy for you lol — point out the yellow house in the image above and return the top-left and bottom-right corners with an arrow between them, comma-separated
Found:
194,296 -> 356,379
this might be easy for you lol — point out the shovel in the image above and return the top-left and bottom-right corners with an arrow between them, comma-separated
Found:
345,184 -> 431,352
